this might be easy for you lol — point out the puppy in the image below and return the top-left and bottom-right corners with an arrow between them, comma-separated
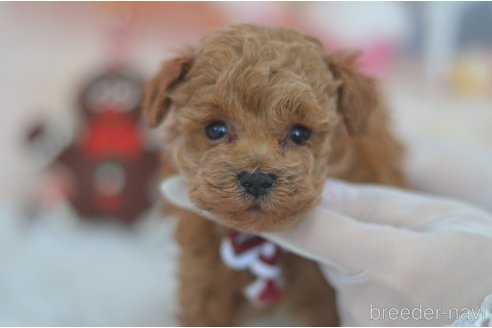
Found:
143,24 -> 405,326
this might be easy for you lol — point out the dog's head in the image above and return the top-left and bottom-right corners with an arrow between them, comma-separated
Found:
143,24 -> 379,232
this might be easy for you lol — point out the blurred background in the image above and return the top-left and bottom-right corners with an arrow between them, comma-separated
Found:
1,2 -> 491,326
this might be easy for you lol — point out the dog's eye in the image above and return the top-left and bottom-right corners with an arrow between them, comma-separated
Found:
289,124 -> 311,145
205,121 -> 228,140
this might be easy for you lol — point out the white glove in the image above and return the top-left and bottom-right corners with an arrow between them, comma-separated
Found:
161,177 -> 492,326
267,180 -> 492,326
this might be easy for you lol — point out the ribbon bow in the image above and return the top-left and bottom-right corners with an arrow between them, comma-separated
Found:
220,231 -> 284,307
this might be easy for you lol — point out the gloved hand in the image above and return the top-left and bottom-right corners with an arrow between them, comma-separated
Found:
161,176 -> 492,326
267,180 -> 492,326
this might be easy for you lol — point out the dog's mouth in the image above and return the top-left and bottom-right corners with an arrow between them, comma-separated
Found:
189,171 -> 319,232
240,190 -> 273,213
248,202 -> 263,212
193,184 -> 309,232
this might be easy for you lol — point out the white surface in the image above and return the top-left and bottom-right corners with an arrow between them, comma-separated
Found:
0,206 -> 179,326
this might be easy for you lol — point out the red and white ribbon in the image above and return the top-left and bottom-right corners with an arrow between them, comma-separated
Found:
220,231 -> 284,307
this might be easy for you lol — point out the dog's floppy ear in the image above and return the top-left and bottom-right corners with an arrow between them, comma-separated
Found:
142,49 -> 194,128
326,51 -> 378,136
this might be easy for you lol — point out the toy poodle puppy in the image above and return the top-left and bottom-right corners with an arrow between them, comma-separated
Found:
143,24 -> 405,326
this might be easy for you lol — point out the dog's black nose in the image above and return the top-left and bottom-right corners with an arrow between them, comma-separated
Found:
238,171 -> 277,197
